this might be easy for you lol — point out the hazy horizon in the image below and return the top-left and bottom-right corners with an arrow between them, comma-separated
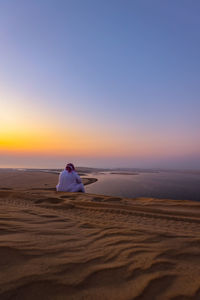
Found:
1,1 -> 200,169
1,153 -> 200,171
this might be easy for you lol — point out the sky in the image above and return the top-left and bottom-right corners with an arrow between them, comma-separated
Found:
0,0 -> 200,169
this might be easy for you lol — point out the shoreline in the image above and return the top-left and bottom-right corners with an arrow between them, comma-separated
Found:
82,177 -> 98,186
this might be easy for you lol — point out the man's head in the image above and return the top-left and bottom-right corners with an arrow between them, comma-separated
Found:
65,163 -> 75,172
68,163 -> 75,170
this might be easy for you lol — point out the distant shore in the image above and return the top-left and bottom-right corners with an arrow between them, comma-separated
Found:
110,172 -> 139,175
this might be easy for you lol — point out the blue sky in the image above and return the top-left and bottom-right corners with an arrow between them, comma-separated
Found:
0,0 -> 200,169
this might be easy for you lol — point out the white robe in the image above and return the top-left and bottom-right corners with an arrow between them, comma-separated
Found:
56,170 -> 85,192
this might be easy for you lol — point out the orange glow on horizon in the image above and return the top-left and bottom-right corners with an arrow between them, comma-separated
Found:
1,129 -> 194,158
1,93 -> 198,159
1,117 -> 199,158
0,126 -> 155,157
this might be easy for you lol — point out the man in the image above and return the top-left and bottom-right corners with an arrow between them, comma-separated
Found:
56,163 -> 85,192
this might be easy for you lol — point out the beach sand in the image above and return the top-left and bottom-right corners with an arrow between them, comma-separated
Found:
0,170 -> 200,299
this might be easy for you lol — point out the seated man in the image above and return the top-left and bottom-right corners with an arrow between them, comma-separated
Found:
56,163 -> 85,192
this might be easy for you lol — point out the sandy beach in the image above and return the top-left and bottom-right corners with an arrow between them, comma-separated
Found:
0,170 -> 200,299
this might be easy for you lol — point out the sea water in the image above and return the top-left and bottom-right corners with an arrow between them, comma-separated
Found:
85,171 -> 200,201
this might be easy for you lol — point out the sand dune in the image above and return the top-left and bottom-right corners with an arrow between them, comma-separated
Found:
0,170 -> 96,190
0,171 -> 200,299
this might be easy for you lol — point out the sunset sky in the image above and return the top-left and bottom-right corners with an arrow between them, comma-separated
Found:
0,1 -> 200,169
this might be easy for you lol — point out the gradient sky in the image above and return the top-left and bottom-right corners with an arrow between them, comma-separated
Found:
0,0 -> 200,169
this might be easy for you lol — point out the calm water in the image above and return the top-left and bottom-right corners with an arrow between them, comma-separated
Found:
85,171 -> 200,201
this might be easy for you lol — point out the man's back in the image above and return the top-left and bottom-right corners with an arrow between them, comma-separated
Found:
56,164 -> 85,193
56,170 -> 77,192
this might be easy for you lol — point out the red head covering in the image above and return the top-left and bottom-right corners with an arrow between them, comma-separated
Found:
65,163 -> 75,172
68,163 -> 75,170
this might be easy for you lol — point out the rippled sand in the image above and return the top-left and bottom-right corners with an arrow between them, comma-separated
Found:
0,171 -> 200,299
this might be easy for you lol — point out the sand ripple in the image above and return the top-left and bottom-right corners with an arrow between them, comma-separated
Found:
1,190 -> 200,299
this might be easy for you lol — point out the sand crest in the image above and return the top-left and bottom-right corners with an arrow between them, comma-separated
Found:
0,171 -> 200,299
